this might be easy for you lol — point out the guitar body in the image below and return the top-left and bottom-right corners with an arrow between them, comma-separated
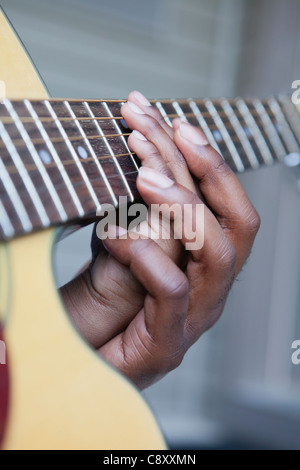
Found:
0,11 -> 165,450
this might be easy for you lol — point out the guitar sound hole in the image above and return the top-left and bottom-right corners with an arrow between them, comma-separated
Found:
53,224 -> 94,290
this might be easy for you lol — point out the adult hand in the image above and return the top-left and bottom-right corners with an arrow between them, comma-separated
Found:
61,91 -> 260,389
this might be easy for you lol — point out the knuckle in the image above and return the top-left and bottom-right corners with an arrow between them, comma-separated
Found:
200,148 -> 232,177
165,352 -> 184,371
154,347 -> 184,373
142,148 -> 162,162
152,107 -> 167,124
184,318 -> 201,343
143,336 -> 185,374
236,204 -> 261,237
158,165 -> 176,181
165,273 -> 189,300
247,208 -> 261,233
148,104 -> 172,130
144,116 -> 162,137
210,154 -> 231,175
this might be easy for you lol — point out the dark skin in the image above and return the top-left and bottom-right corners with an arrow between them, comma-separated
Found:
61,91 -> 260,390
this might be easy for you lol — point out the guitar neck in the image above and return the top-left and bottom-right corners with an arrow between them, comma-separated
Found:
0,96 -> 299,241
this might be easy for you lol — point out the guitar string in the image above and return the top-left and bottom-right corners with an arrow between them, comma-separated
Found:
3,151 -> 138,175
20,97 -> 270,104
0,107 -> 278,123
0,97 -> 292,160
1,108 -> 267,178
0,97 -> 273,105
0,125 -> 264,149
0,111 -> 280,150
1,144 -> 267,180
0,104 -> 294,177
0,124 -> 281,177
0,132 -> 131,147
0,100 -> 297,234
0,106 -> 285,152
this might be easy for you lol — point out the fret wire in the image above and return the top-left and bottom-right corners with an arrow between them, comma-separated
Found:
4,99 -> 68,222
221,99 -> 259,169
188,100 -> 221,153
85,101 -> 134,204
0,199 -> 15,238
82,102 -> 118,206
46,100 -> 101,212
0,154 -> 32,232
236,99 -> 274,166
205,100 -> 245,172
172,101 -> 188,122
0,118 -> 49,228
252,99 -> 286,160
24,100 -> 85,218
155,102 -> 173,126
64,100 -> 115,208
103,101 -> 139,172
268,98 -> 299,152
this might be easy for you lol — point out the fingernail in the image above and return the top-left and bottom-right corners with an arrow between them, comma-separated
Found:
131,130 -> 147,141
105,225 -> 128,239
127,101 -> 145,114
139,166 -> 174,189
178,122 -> 208,145
133,91 -> 151,107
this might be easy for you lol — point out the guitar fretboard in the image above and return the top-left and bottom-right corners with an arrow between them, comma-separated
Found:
0,97 -> 299,241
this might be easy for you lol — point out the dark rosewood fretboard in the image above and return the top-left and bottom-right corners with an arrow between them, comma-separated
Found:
0,96 -> 299,241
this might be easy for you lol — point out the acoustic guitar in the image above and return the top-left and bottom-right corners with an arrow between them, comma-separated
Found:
0,8 -> 299,450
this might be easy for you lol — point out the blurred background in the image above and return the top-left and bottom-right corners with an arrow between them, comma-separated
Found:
1,0 -> 300,449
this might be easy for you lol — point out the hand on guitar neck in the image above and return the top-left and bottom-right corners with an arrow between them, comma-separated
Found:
61,91 -> 260,390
